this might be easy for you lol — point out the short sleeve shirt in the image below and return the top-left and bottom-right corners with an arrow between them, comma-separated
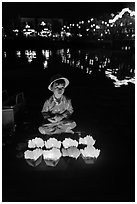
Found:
42,95 -> 73,115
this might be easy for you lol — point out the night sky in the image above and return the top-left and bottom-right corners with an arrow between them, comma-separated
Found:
2,2 -> 135,23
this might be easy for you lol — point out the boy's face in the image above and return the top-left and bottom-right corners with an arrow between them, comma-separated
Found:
52,82 -> 65,99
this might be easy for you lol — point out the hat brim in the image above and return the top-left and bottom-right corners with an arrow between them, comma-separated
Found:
48,77 -> 69,91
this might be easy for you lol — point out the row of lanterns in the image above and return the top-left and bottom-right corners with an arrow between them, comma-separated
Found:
24,135 -> 101,167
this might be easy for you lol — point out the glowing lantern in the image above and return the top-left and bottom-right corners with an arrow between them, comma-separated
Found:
43,148 -> 62,167
79,135 -> 96,146
28,139 -> 36,149
80,146 -> 100,164
24,149 -> 43,167
62,147 -> 80,159
45,138 -> 61,149
62,138 -> 78,149
28,137 -> 44,149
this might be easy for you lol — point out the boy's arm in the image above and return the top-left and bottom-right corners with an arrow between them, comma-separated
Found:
58,99 -> 74,119
41,100 -> 55,119
42,111 -> 55,119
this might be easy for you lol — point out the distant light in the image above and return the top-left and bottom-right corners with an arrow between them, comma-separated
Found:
16,50 -> 21,57
110,24 -> 114,27
66,32 -> 71,37
78,33 -> 82,37
88,20 -> 90,23
96,25 -> 100,29
125,46 -> 128,50
111,13 -> 115,17
13,29 -> 19,32
25,24 -> 30,28
41,21 -> 46,26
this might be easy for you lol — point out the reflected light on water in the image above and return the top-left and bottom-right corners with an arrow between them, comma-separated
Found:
3,48 -> 135,88
42,49 -> 52,69
42,49 -> 50,59
105,70 -> 135,87
3,51 -> 7,58
25,49 -> 36,63
56,48 -> 134,87
43,60 -> 48,69
16,50 -> 21,58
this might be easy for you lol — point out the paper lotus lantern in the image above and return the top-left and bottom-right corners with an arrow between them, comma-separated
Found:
28,137 -> 44,149
28,139 -> 36,149
62,138 -> 78,149
80,146 -> 100,159
79,135 -> 96,146
34,137 -> 45,148
24,149 -> 43,167
62,147 -> 80,159
45,138 -> 61,149
43,148 -> 62,167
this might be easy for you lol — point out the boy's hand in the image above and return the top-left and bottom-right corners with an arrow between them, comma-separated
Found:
48,118 -> 57,123
55,116 -> 62,122
48,115 -> 62,123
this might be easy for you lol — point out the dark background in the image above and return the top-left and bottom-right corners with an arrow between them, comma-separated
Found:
2,2 -> 135,22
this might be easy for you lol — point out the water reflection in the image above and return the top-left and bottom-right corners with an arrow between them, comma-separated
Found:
3,48 -> 135,87
25,49 -> 36,63
56,48 -> 135,87
42,49 -> 52,68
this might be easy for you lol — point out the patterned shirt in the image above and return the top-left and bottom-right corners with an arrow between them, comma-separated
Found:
42,95 -> 73,119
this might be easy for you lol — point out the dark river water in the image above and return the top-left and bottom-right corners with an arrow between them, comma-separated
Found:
3,47 -> 135,87
2,47 -> 135,202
